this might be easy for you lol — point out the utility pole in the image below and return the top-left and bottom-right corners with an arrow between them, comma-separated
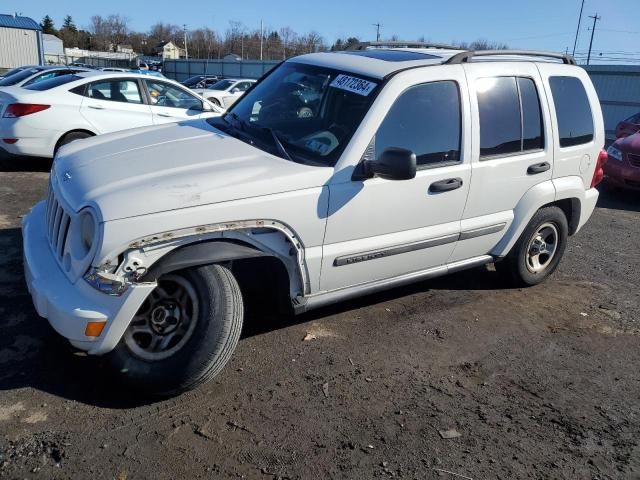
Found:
572,0 -> 585,56
260,20 -> 263,61
372,23 -> 381,41
183,24 -> 189,60
586,13 -> 601,66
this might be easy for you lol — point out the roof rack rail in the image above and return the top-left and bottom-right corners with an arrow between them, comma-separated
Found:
347,41 -> 460,51
445,50 -> 577,65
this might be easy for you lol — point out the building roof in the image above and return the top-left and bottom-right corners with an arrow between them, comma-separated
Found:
42,33 -> 62,43
0,14 -> 41,31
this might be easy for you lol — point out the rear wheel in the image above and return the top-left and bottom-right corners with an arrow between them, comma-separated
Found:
108,264 -> 244,396
208,98 -> 222,107
495,206 -> 568,286
55,131 -> 93,155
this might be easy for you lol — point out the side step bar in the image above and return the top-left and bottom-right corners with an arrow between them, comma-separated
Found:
295,255 -> 493,314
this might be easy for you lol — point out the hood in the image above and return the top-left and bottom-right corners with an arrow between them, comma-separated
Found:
53,119 -> 333,221
615,131 -> 640,153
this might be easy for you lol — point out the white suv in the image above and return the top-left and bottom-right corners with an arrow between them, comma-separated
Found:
22,47 -> 606,395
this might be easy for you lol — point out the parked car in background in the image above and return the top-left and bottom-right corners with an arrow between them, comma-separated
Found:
100,67 -> 129,72
128,69 -> 165,78
193,78 -> 256,109
69,62 -> 96,69
0,72 -> 222,158
0,65 -> 91,88
0,65 -> 37,80
605,132 -> 640,190
615,112 -> 640,139
181,75 -> 221,89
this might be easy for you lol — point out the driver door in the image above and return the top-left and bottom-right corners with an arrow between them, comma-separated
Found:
320,69 -> 471,292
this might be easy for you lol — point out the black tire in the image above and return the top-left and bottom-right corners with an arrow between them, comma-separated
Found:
108,264 -> 244,396
495,206 -> 569,287
208,98 -> 221,107
55,131 -> 93,155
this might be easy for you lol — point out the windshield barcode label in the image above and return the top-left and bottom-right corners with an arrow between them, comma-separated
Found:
330,74 -> 377,96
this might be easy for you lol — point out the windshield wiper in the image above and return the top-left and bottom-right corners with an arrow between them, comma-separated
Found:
259,125 -> 293,162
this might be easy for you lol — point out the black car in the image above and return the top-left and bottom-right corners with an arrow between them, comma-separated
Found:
181,75 -> 223,89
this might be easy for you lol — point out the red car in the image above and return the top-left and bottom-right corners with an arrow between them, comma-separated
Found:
615,112 -> 640,138
605,132 -> 640,190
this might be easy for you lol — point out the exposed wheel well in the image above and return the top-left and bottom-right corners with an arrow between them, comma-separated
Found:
230,256 -> 293,318
54,129 -> 96,155
546,198 -> 580,235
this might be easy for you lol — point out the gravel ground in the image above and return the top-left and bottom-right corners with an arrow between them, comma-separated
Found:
0,155 -> 639,480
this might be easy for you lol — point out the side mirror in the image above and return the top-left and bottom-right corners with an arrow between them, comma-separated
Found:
362,147 -> 417,181
230,87 -> 240,94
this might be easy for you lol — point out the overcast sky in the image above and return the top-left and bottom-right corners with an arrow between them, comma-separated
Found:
4,0 -> 638,63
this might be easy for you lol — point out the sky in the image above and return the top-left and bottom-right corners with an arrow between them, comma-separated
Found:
3,0 -> 639,63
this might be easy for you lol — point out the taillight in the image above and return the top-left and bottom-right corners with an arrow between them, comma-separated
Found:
591,149 -> 608,188
3,103 -> 50,118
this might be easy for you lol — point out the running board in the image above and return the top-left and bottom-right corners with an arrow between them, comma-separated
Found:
295,255 -> 494,314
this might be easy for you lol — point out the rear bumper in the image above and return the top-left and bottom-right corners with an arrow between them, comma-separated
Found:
0,120 -> 58,158
22,201 -> 155,354
577,187 -> 599,232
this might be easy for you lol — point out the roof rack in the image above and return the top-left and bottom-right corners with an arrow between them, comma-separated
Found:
347,41 -> 460,51
446,50 -> 577,65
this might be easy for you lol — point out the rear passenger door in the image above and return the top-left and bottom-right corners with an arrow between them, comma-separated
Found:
79,79 -> 153,133
450,63 -> 552,262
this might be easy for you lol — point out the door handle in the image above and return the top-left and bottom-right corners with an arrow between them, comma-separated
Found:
157,112 -> 173,117
88,105 -> 104,110
527,162 -> 551,175
429,177 -> 463,193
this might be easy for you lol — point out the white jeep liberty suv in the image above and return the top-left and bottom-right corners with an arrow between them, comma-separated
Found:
23,44 -> 607,395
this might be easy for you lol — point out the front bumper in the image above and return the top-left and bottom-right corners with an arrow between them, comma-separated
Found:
604,160 -> 640,190
22,201 -> 155,354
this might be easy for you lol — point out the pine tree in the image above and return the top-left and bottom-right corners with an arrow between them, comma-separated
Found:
62,15 -> 77,32
41,15 -> 56,35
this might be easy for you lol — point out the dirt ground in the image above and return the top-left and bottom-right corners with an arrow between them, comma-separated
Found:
0,155 -> 639,480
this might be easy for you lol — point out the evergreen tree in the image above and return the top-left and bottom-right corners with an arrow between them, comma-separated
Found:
41,15 -> 56,35
62,15 -> 77,32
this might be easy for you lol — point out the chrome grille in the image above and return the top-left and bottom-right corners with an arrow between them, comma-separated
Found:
46,182 -> 71,262
627,153 -> 640,168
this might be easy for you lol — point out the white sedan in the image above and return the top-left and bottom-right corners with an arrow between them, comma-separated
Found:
192,78 -> 256,109
0,71 -> 222,158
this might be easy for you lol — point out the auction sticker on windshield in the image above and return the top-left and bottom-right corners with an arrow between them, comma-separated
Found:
330,74 -> 377,96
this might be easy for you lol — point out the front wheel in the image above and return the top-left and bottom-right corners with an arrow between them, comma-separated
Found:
495,206 -> 569,287
108,264 -> 244,396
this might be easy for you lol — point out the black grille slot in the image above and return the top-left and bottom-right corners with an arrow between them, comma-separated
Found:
46,185 -> 71,262
627,153 -> 640,168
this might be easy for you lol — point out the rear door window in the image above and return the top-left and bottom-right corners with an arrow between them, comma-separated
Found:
477,76 -> 545,158
88,80 -> 143,104
549,76 -> 594,148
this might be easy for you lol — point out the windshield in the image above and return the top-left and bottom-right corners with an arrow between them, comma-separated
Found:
25,74 -> 82,91
0,67 -> 46,86
208,62 -> 381,166
208,79 -> 234,91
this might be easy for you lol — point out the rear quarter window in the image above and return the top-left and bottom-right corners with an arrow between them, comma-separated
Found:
549,76 -> 594,148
